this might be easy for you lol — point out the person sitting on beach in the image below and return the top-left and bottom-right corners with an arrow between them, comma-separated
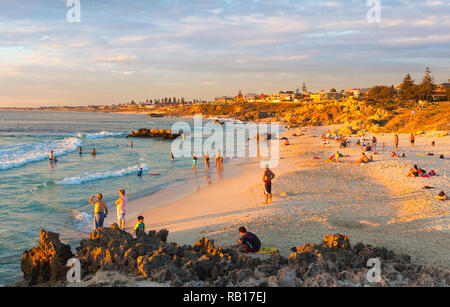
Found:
435,191 -> 448,201
284,138 -> 290,146
365,144 -> 372,152
137,168 -> 143,176
91,148 -> 96,156
263,166 -> 275,204
115,189 -> 127,230
132,216 -> 146,238
407,165 -> 420,177
329,151 -> 343,162
232,227 -> 261,253
357,152 -> 372,164
89,193 -> 108,230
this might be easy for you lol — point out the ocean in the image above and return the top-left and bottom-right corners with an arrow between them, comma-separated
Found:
0,110 -> 247,285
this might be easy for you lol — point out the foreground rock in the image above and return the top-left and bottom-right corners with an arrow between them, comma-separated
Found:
21,229 -> 74,286
128,128 -> 180,140
20,228 -> 449,287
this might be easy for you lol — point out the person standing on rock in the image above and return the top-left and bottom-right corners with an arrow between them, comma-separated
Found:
115,189 -> 127,230
89,193 -> 108,230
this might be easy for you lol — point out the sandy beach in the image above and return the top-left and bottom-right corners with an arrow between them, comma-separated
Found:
124,126 -> 449,268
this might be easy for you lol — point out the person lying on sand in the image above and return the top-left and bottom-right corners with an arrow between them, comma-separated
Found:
435,191 -> 448,201
232,227 -> 261,253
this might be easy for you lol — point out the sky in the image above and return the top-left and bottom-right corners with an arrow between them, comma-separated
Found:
0,0 -> 449,107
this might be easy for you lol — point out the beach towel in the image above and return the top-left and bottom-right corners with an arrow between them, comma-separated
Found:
313,156 -> 321,159
256,247 -> 280,254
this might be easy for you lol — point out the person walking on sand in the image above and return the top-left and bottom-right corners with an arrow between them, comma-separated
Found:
89,193 -> 108,230
204,152 -> 210,169
130,140 -> 134,148
78,146 -> 83,155
115,189 -> 127,230
394,134 -> 399,151
170,152 -> 175,161
193,152 -> 198,169
215,150 -> 222,168
263,166 -> 275,204
410,133 -> 415,148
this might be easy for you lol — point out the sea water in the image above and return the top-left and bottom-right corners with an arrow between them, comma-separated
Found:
0,110 -> 248,285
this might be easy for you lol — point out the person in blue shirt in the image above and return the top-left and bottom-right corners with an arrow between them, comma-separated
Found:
137,168 -> 143,177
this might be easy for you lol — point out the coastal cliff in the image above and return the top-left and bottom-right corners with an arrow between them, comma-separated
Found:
154,100 -> 450,135
17,226 -> 449,287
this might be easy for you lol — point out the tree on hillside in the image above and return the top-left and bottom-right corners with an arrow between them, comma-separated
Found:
302,82 -> 308,93
417,67 -> 435,101
367,85 -> 395,101
400,73 -> 417,101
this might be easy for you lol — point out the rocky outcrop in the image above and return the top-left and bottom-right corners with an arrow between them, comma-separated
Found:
128,128 -> 180,140
21,229 -> 74,286
21,228 -> 449,287
75,224 -> 168,277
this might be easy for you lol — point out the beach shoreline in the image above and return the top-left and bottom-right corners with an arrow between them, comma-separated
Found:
121,125 -> 449,268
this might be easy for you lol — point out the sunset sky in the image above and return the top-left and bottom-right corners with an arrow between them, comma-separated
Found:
0,0 -> 449,107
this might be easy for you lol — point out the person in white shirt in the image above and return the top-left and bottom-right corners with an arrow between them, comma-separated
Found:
115,189 -> 127,230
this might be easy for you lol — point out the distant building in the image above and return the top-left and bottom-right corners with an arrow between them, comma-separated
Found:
215,96 -> 234,103
345,88 -> 369,98
435,82 -> 450,93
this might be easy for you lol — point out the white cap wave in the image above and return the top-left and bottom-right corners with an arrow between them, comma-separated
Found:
56,164 -> 149,185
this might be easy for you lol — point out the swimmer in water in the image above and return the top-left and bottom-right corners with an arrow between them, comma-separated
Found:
193,153 -> 198,169
49,151 -> 57,162
137,168 -> 143,176
91,148 -> 96,156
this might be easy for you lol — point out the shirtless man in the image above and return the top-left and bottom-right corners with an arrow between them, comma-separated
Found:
263,166 -> 276,204
89,193 -> 108,230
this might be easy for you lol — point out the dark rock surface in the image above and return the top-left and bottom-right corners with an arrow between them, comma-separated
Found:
128,128 -> 180,139
20,227 -> 449,287
21,229 -> 74,286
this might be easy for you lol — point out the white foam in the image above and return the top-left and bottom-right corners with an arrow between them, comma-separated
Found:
56,164 -> 149,185
85,131 -> 127,139
0,137 -> 82,170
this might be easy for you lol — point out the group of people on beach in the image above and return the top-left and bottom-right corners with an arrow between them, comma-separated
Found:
88,189 -> 147,237
191,150 -> 224,170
